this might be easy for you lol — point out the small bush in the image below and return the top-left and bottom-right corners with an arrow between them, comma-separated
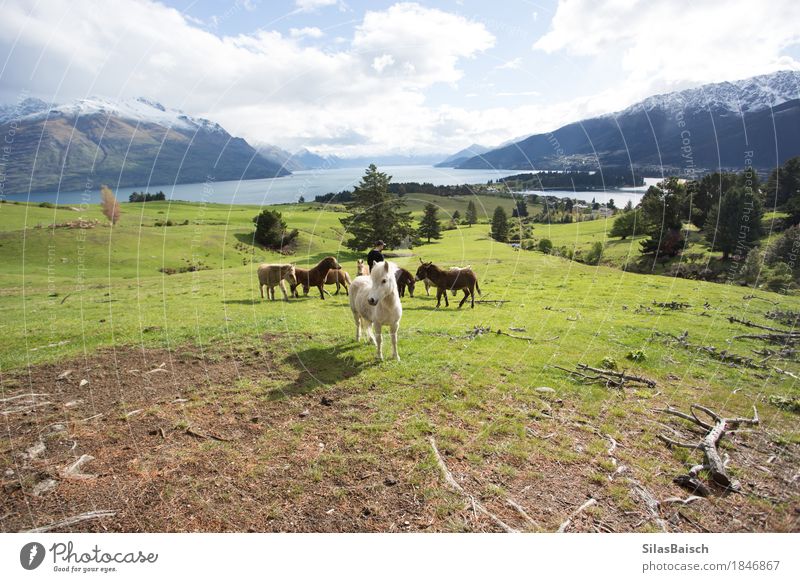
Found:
765,263 -> 793,292
626,349 -> 647,362
584,241 -> 604,265
601,357 -> 618,369
537,238 -> 553,254
38,201 -> 55,208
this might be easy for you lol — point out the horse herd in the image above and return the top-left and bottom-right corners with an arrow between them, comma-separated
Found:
256,256 -> 482,361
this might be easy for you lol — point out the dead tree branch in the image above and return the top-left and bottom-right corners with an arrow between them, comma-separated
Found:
658,404 -> 759,491
429,437 -> 519,533
21,510 -> 116,533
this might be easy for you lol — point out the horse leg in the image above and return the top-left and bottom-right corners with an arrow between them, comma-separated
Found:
425,280 -> 431,295
334,281 -> 340,295
268,285 -> 274,301
374,323 -> 383,360
435,288 -> 442,308
279,280 -> 289,301
470,284 -> 475,308
260,283 -> 264,299
458,289 -> 468,309
444,288 -> 450,308
353,311 -> 361,342
390,321 -> 400,361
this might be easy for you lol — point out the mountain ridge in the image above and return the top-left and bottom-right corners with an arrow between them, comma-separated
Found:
458,70 -> 800,172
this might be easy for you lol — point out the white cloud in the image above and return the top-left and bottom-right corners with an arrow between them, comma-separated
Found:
496,57 -> 522,70
294,0 -> 338,12
353,3 -> 495,86
534,0 -> 800,87
372,54 -> 395,73
0,0 -> 496,156
289,26 -> 324,39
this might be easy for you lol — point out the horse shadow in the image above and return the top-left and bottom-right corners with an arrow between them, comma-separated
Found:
266,342 -> 364,400
223,298 -> 260,305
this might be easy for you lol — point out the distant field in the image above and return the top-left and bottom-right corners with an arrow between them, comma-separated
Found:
0,195 -> 798,533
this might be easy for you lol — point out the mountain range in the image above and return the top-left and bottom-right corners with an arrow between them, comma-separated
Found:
0,97 -> 288,196
455,70 -> 800,173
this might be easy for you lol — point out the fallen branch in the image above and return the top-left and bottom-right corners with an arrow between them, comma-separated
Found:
21,510 -> 116,533
658,404 -> 759,491
734,333 -> 800,345
557,498 -> 597,533
728,316 -> 794,333
554,364 -> 656,389
60,454 -> 97,480
653,301 -> 691,310
185,427 -> 231,442
429,437 -> 519,533
0,393 -> 49,403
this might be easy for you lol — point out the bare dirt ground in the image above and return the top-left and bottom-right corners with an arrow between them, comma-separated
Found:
2,338 -> 798,533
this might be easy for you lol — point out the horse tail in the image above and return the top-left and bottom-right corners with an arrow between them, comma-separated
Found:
475,278 -> 482,296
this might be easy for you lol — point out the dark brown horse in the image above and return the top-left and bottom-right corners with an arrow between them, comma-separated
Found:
291,256 -> 342,299
415,261 -> 481,308
395,267 -> 416,298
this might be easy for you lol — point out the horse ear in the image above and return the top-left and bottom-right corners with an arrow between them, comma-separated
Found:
383,261 -> 389,272
418,257 -> 423,264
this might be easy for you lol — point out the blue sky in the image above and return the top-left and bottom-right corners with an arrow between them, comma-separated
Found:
1,0 -> 799,156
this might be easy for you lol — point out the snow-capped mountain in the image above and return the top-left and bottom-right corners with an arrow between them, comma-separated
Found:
0,96 -> 289,196
0,97 -> 50,124
621,70 -> 800,115
459,70 -> 800,173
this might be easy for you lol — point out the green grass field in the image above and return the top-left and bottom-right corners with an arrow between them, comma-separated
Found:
1,196 -> 798,532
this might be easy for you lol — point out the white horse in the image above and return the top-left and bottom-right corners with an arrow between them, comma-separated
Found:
349,260 -> 402,361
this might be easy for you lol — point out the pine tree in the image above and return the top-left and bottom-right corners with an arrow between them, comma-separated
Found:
466,200 -> 478,226
340,165 -> 414,250
704,185 -> 764,260
491,206 -> 509,242
418,203 -> 442,243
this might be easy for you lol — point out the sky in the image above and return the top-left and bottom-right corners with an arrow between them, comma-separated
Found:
1,0 -> 799,157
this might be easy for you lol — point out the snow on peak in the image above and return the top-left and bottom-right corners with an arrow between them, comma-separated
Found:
619,70 -> 800,116
10,95 -> 225,133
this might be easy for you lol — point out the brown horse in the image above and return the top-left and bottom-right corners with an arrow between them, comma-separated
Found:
324,269 -> 351,295
291,256 -> 342,299
356,259 -> 368,276
415,261 -> 481,308
395,267 -> 416,298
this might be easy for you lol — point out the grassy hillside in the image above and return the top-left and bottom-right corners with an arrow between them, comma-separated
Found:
1,196 -> 798,533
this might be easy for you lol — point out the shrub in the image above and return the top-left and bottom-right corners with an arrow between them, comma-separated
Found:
537,238 -> 553,254
38,201 -> 54,208
765,263 -> 793,292
765,226 -> 800,270
584,241 -> 604,265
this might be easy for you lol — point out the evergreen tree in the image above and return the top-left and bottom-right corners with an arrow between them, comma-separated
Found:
704,185 -> 764,259
340,165 -> 414,250
512,197 -> 528,218
607,198 -> 616,210
638,178 -> 688,257
466,200 -> 478,226
451,210 -> 461,224
623,199 -> 633,212
766,156 -> 800,208
491,206 -> 509,242
418,203 -> 442,243
253,209 -> 298,249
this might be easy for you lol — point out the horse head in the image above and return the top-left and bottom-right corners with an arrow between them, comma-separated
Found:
368,261 -> 398,306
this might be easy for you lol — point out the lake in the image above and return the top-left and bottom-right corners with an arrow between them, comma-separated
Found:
5,166 -> 653,206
